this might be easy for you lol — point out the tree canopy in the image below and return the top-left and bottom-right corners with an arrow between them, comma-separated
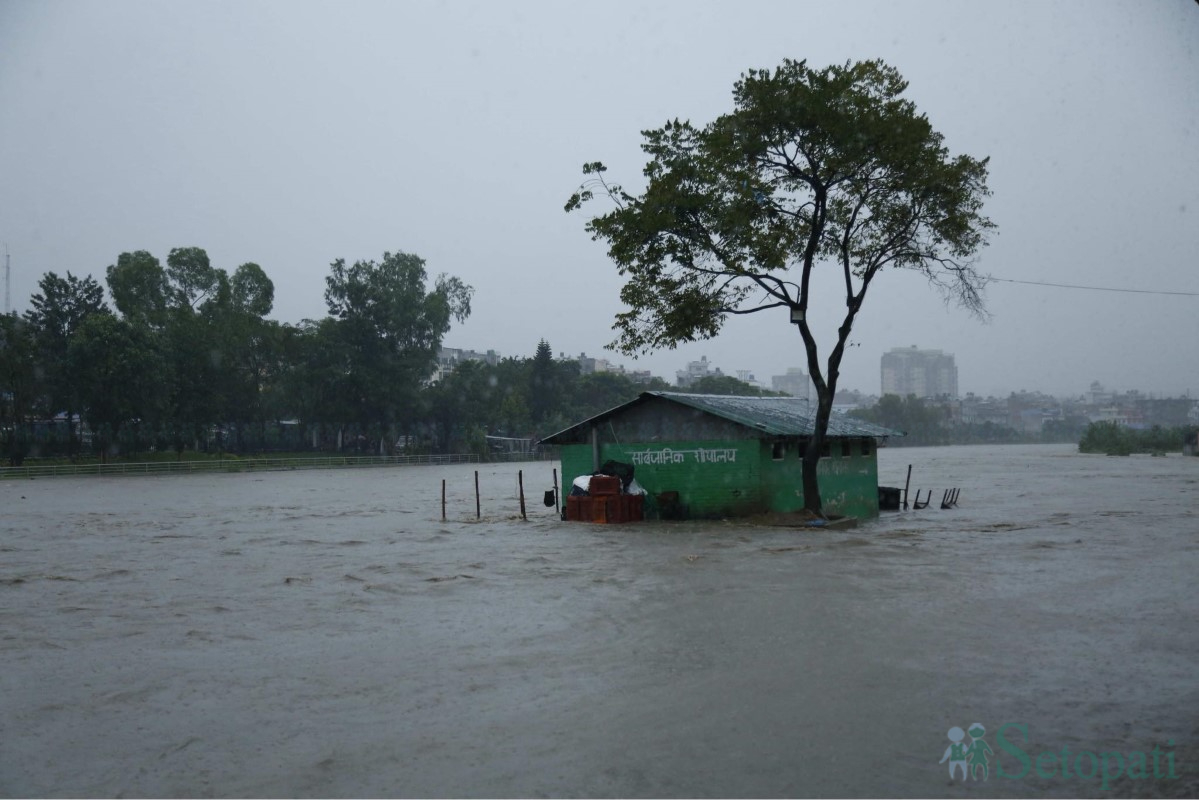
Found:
568,58 -> 995,513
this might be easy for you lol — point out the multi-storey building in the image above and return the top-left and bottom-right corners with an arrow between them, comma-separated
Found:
676,356 -> 723,388
880,346 -> 958,399
771,367 -> 813,401
432,347 -> 500,382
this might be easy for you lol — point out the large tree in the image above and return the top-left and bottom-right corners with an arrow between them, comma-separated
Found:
567,59 -> 994,514
106,251 -> 172,328
0,315 -> 38,464
24,271 -> 110,454
528,339 -> 560,425
323,251 -> 473,447
67,314 -> 167,459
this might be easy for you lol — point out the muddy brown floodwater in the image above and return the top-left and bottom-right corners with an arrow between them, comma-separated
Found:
1,444 -> 1197,798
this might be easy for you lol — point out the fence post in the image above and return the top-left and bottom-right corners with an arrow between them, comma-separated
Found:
441,479 -> 446,521
518,469 -> 526,520
552,468 -> 560,514
474,470 -> 480,520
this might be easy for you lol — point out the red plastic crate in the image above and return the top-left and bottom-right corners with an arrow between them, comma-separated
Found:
588,475 -> 621,496
564,494 -> 644,524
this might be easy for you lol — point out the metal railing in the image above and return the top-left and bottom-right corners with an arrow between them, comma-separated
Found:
0,451 -> 558,480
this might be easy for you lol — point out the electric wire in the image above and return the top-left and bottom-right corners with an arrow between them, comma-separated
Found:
988,276 -> 1198,297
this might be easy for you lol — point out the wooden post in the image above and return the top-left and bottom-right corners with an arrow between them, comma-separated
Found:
518,470 -> 526,520
903,464 -> 912,510
441,479 -> 446,521
474,470 -> 481,520
552,468 -> 560,513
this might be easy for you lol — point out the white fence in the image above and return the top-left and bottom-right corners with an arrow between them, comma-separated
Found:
0,451 -> 558,480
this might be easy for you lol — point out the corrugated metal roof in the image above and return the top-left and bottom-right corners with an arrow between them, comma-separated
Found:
539,392 -> 902,444
650,392 -> 902,438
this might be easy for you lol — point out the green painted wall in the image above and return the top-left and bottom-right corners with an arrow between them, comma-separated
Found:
561,436 -> 879,520
757,437 -> 879,519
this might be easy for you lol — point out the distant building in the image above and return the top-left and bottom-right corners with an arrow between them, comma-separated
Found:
676,356 -> 723,388
433,347 -> 500,382
880,346 -> 958,399
734,369 -> 764,390
566,352 -> 639,377
771,367 -> 813,401
1087,381 -> 1114,406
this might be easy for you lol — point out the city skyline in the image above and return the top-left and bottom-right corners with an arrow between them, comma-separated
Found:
2,1 -> 1196,399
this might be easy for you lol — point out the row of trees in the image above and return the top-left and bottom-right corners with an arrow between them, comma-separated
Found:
848,395 -> 1198,450
1,247 -> 786,464
0,248 -> 471,464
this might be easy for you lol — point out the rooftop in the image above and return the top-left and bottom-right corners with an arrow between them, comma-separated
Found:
541,391 -> 902,444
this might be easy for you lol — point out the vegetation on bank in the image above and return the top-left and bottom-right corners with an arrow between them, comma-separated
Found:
1077,420 -> 1196,456
3,248 -> 1192,467
0,250 -> 782,466
847,394 -> 1088,447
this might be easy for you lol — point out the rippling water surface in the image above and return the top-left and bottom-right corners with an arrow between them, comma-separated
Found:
2,444 -> 1196,797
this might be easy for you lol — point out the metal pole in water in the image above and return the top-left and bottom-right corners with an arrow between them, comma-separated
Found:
518,470 -> 526,520
903,464 -> 912,510
474,470 -> 480,519
552,468 -> 560,513
441,479 -> 446,521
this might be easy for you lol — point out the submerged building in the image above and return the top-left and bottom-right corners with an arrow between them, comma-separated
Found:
541,392 -> 900,520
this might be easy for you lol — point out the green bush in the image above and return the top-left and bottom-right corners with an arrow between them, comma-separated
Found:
1079,421 -> 1193,455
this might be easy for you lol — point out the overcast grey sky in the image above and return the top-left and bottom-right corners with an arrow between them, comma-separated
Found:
2,0 -> 1196,398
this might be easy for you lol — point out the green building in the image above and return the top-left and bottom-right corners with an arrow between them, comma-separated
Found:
542,392 -> 900,520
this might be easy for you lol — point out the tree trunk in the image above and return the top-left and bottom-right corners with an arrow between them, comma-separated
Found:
801,390 -> 836,516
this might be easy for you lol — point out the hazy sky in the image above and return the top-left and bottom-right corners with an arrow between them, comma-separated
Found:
2,0 -> 1196,398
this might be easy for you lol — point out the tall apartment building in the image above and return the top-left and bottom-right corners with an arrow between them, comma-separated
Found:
771,367 -> 813,400
880,346 -> 958,399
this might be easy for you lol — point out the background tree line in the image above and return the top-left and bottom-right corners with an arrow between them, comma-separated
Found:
0,248 -> 470,464
850,395 -> 1197,450
0,248 -> 780,465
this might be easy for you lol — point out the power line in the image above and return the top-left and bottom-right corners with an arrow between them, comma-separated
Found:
988,276 -> 1199,297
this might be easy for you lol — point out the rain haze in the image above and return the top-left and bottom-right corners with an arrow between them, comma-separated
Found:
4,5 -> 1199,798
1,0 -> 1197,397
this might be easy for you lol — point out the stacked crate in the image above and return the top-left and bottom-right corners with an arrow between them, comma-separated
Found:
563,476 -> 645,523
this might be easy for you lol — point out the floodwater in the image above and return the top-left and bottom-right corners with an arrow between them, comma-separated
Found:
1,444 -> 1196,798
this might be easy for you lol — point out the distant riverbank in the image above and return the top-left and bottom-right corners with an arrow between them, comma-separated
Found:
0,450 -> 553,480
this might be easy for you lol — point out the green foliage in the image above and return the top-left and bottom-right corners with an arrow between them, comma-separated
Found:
568,58 -> 994,513
0,315 -> 38,465
572,371 -> 641,419
106,251 -> 172,328
23,271 -> 110,455
1078,421 -> 1192,455
850,394 -> 951,446
569,58 -> 993,360
230,262 -> 274,317
67,314 -> 167,456
529,339 -> 559,424
323,251 -> 474,437
166,247 -> 221,310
